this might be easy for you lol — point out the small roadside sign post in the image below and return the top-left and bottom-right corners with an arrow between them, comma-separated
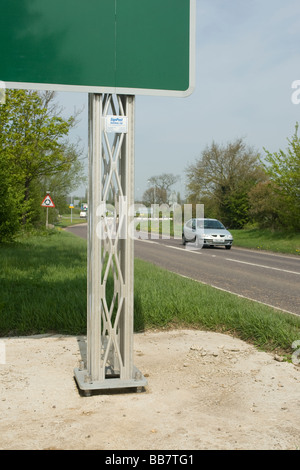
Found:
2,0 -> 196,395
69,203 -> 74,224
41,194 -> 55,229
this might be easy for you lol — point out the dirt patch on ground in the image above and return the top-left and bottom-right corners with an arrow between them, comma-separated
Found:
0,329 -> 299,450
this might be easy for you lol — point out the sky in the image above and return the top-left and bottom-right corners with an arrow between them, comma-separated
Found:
55,0 -> 300,200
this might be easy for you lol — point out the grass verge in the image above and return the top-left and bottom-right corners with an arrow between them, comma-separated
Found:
231,228 -> 300,255
134,259 -> 300,357
55,215 -> 87,228
0,229 -> 87,336
0,230 -> 299,359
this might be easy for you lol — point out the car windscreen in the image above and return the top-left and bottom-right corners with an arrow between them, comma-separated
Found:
200,220 -> 225,229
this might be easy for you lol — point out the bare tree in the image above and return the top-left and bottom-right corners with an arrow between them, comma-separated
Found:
144,173 -> 179,204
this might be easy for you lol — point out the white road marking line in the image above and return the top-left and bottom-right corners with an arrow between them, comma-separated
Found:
165,245 -> 202,254
135,238 -> 159,244
226,258 -> 300,275
136,238 -> 202,253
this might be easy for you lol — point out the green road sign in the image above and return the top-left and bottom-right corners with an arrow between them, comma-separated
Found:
0,0 -> 195,97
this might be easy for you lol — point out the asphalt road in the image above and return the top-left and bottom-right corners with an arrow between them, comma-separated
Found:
67,224 -> 300,316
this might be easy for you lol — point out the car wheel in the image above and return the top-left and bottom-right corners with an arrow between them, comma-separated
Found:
225,245 -> 231,250
182,235 -> 187,245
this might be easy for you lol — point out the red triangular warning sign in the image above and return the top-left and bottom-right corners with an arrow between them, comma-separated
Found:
41,194 -> 55,208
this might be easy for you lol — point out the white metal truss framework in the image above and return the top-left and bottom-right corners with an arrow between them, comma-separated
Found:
74,94 -> 147,394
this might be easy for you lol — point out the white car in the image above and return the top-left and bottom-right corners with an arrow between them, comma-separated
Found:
80,211 -> 87,218
182,218 -> 233,249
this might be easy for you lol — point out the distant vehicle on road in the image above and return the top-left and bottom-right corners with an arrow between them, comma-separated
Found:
182,218 -> 233,249
80,210 -> 87,219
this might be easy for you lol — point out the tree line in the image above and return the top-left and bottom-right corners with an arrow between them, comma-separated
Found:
144,127 -> 299,232
1,89 -> 299,241
0,90 -> 85,241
